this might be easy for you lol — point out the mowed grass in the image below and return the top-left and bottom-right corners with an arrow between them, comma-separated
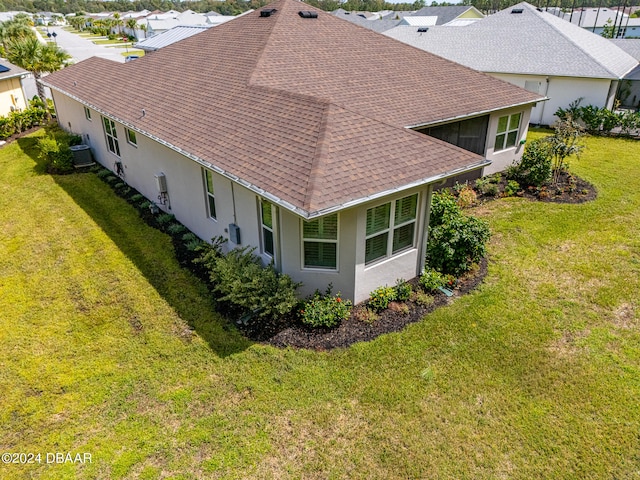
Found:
0,130 -> 639,479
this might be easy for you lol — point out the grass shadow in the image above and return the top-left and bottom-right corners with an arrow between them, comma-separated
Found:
16,135 -> 253,357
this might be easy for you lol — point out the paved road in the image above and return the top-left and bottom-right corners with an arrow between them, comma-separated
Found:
44,26 -> 126,64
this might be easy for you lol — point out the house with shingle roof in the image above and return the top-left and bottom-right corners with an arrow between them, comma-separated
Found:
385,2 -> 639,125
0,59 -> 29,116
42,0 -> 542,302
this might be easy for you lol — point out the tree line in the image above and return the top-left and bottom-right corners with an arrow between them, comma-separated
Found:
0,0 -> 636,17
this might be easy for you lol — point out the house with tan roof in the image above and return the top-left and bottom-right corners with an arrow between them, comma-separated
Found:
43,0 -> 542,302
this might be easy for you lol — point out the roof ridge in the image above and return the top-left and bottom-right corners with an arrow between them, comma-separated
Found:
530,2 -> 636,78
303,102 -> 332,211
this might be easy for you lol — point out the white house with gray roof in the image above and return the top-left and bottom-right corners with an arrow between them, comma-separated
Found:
385,2 -> 639,125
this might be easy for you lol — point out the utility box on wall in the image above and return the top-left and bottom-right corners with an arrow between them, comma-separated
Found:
155,173 -> 167,193
228,224 -> 241,244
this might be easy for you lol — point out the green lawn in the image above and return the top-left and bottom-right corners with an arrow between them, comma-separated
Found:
1,130 -> 639,479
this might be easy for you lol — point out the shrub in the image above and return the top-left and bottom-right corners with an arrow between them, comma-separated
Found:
504,180 -> 520,197
394,279 -> 412,302
388,301 -> 409,315
353,307 -> 379,324
300,290 -> 352,328
105,175 -> 118,184
414,291 -> 434,307
507,138 -> 552,187
96,168 -> 111,178
166,223 -> 187,235
368,285 -> 396,312
37,134 -> 73,173
130,193 -> 144,202
475,177 -> 499,197
198,245 -> 300,321
456,184 -> 477,208
419,268 -> 445,292
156,213 -> 176,226
427,191 -> 490,276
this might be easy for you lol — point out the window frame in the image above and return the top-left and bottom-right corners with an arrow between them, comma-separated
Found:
202,168 -> 217,220
301,213 -> 339,271
494,112 -> 522,152
84,106 -> 92,121
102,116 -> 120,157
126,128 -> 137,147
259,199 -> 278,262
365,193 -> 419,266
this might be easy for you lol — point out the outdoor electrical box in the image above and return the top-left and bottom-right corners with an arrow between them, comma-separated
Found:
155,173 -> 167,193
228,224 -> 241,244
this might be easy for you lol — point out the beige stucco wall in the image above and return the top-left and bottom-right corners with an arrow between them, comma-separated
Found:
0,77 -> 27,116
53,93 -> 436,304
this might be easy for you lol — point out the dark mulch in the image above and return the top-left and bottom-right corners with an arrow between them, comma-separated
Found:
487,171 -> 597,204
236,257 -> 489,351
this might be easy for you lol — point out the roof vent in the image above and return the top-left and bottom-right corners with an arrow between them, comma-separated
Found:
298,11 -> 318,18
511,8 -> 524,13
260,8 -> 276,17
417,27 -> 428,32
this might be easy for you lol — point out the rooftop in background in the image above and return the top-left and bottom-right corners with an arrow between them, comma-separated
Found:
134,25 -> 211,52
385,2 -> 638,80
44,0 -> 542,218
0,59 -> 29,81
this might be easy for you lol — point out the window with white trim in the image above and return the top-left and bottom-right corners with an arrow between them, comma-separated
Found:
84,106 -> 91,121
126,128 -> 137,146
102,116 -> 120,156
302,214 -> 338,270
365,193 -> 418,265
203,168 -> 216,219
494,112 -> 521,151
260,199 -> 277,259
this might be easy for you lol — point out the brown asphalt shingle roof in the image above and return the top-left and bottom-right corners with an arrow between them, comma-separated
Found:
43,0 -> 542,217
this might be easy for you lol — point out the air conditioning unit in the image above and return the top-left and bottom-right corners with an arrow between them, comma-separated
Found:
155,173 -> 167,193
228,223 -> 241,244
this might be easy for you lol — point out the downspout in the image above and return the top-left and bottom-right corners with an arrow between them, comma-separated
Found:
538,77 -> 551,125
417,183 -> 433,276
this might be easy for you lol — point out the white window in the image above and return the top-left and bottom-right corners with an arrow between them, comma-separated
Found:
126,128 -> 137,146
84,106 -> 91,121
365,193 -> 418,265
260,199 -> 277,259
203,168 -> 216,220
102,116 -> 120,156
302,214 -> 338,270
495,113 -> 521,151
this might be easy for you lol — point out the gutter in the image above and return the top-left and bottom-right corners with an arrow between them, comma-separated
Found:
405,98 -> 546,129
43,82 -> 490,221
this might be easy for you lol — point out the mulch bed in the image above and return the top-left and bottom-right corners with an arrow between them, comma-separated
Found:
237,258 -> 488,350
238,172 -> 598,351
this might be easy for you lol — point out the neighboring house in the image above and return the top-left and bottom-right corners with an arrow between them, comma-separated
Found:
43,0 -> 542,303
134,25 -> 211,52
334,5 -> 483,32
561,7 -> 627,36
385,2 -> 639,126
611,39 -> 640,108
0,59 -> 29,116
405,6 -> 484,26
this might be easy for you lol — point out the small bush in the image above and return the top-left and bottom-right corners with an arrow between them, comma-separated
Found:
388,301 -> 409,315
156,213 -> 175,226
504,180 -> 520,197
130,193 -> 144,202
368,285 -> 396,312
414,292 -> 434,307
96,168 -> 111,178
394,279 -> 412,302
353,307 -> 379,324
427,191 -> 491,276
114,182 -> 126,190
300,290 -> 352,328
475,177 -> 499,197
167,223 -> 187,235
507,138 -> 552,187
139,200 -> 151,210
198,245 -> 300,321
419,268 -> 445,292
456,185 -> 477,208
105,175 -> 118,184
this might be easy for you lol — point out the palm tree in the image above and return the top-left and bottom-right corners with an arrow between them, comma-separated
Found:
6,37 -> 71,107
126,18 -> 138,39
0,18 -> 36,54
